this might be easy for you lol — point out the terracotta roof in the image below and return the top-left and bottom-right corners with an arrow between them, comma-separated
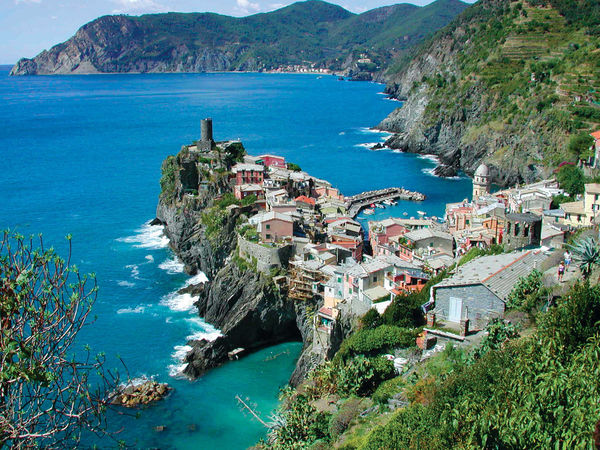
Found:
295,195 -> 316,205
591,130 -> 600,140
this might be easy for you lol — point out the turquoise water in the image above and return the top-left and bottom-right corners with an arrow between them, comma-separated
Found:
0,66 -> 471,448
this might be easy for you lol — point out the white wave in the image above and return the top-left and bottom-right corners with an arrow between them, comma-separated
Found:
421,167 -> 463,180
121,375 -> 156,388
117,222 -> 169,250
145,255 -> 155,263
117,280 -> 136,288
160,292 -> 198,312
159,257 -> 185,274
418,154 -> 440,164
358,127 -> 393,140
125,264 -> 140,280
422,167 -> 437,177
185,317 -> 222,341
355,142 -> 382,150
116,305 -> 146,314
185,272 -> 209,287
168,345 -> 193,377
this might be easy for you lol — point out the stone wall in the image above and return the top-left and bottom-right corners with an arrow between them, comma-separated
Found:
237,234 -> 294,273
433,284 -> 504,330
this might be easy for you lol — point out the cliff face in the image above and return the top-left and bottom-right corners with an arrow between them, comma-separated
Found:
10,16 -> 235,76
378,0 -> 600,185
10,0 -> 467,76
154,145 -> 318,382
183,263 -> 302,378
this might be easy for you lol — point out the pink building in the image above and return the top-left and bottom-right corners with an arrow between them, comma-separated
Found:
315,186 -> 344,201
259,154 -> 286,168
259,211 -> 293,243
232,163 -> 264,186
234,184 -> 264,201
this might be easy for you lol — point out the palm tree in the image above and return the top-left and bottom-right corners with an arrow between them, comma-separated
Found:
569,236 -> 600,280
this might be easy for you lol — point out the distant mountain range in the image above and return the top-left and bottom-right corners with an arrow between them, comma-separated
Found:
9,0 -> 468,76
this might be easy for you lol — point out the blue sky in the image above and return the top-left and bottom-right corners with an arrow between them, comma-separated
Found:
0,0 -> 468,64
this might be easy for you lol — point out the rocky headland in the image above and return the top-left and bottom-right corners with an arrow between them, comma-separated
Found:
9,0 -> 467,77
374,0 -> 600,186
154,140 -> 358,385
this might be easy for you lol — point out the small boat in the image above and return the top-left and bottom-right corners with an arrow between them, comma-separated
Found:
376,203 -> 385,209
364,208 -> 375,215
317,76 -> 323,79
403,212 -> 408,216
417,210 -> 426,216
338,76 -> 345,81
383,199 -> 395,206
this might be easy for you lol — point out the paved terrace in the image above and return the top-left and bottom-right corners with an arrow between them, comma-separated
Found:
345,187 -> 425,218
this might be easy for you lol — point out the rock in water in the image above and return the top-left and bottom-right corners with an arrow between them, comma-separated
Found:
112,380 -> 172,407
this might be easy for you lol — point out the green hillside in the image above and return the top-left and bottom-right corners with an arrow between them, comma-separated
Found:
383,0 -> 600,180
10,0 -> 469,76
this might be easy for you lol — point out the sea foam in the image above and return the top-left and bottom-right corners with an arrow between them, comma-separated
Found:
159,257 -> 185,274
117,222 -> 169,250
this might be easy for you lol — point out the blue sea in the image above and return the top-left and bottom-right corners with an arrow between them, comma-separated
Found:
0,66 -> 471,448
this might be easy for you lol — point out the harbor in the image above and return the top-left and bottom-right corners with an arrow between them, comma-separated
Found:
345,187 -> 426,218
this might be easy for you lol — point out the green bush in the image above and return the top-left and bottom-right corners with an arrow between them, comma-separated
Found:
556,164 -> 585,196
241,194 -> 257,206
328,397 -> 364,438
506,269 -> 547,311
159,155 -> 177,200
359,309 -> 382,329
371,376 -> 404,405
216,193 -> 240,209
336,356 -> 395,396
335,325 -> 417,363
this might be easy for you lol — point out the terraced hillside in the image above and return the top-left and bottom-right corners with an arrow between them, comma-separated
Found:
380,0 -> 600,184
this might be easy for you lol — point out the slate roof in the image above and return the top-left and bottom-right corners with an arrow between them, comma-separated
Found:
232,163 -> 264,173
404,228 -> 453,243
261,211 -> 293,223
434,250 -> 547,302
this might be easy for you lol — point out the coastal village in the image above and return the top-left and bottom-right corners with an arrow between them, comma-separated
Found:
180,119 -> 600,360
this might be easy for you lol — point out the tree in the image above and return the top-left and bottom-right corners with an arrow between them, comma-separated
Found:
556,164 -> 585,196
569,235 -> 600,279
568,132 -> 595,160
0,231 -> 119,448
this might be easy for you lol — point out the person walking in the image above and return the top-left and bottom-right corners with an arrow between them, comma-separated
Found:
558,261 -> 565,282
564,250 -> 572,271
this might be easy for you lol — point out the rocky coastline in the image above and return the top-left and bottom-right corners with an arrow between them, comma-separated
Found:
153,143 -> 358,385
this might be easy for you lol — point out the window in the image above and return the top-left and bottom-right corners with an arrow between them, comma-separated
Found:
337,277 -> 341,283
266,234 -> 271,240
524,225 -> 529,237
373,276 -> 377,282
349,288 -> 352,294
266,224 -> 270,230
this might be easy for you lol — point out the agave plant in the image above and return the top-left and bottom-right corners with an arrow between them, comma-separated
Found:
569,236 -> 600,280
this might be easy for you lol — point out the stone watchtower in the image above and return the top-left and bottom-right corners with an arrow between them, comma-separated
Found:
472,163 -> 490,200
197,118 -> 214,152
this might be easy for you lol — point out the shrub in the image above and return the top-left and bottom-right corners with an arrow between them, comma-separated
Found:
359,309 -> 382,329
506,269 -> 547,311
335,325 -> 417,362
556,164 -> 585,196
372,376 -> 405,405
328,397 -> 364,438
336,356 -> 395,396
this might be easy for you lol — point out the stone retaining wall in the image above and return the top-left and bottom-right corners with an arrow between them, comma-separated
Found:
237,234 -> 294,273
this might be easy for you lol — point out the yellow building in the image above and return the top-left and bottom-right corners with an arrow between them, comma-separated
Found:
560,183 -> 600,227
